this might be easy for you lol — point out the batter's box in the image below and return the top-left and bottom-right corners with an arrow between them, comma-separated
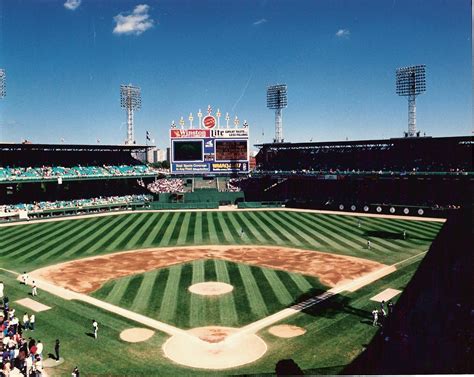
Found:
15,298 -> 52,312
370,288 -> 401,302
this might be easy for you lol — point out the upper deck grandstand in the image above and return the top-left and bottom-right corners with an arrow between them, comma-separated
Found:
255,136 -> 473,174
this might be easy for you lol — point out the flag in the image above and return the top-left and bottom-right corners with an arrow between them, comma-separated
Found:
146,131 -> 151,141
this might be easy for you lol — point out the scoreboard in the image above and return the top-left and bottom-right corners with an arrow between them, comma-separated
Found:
170,128 -> 249,174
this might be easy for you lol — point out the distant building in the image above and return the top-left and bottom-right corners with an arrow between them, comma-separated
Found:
146,148 -> 166,163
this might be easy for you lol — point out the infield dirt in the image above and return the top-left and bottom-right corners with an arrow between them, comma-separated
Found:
30,245 -> 386,293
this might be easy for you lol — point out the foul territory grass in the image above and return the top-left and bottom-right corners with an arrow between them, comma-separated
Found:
90,260 -> 328,328
0,211 -> 443,272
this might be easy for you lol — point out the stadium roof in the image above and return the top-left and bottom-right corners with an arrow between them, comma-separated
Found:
0,143 -> 154,152
255,135 -> 473,150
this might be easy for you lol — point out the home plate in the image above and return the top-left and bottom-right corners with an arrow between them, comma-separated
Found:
370,288 -> 401,302
15,298 -> 52,312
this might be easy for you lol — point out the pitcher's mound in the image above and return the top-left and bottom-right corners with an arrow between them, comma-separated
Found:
120,328 -> 155,343
268,325 -> 306,338
163,326 -> 267,369
189,282 -> 233,296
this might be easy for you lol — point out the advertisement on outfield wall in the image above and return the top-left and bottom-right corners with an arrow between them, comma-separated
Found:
170,128 -> 249,174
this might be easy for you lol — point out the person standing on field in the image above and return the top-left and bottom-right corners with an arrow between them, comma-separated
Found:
92,319 -> 98,339
54,339 -> 60,361
22,312 -> 29,331
372,309 -> 379,326
0,280 -> 4,298
29,313 -> 35,331
31,281 -> 38,297
367,240 -> 371,249
21,272 -> 29,285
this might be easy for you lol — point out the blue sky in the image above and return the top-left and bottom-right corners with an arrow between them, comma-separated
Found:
0,0 -> 472,151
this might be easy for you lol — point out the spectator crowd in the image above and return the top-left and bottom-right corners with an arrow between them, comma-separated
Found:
0,195 -> 152,216
1,285 -> 45,376
145,179 -> 185,194
0,165 -> 163,182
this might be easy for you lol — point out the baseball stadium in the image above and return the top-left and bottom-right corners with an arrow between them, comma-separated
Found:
0,1 -> 472,376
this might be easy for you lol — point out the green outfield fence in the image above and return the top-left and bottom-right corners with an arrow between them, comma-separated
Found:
237,201 -> 285,209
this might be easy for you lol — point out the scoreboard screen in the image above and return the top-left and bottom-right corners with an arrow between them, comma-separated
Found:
173,140 -> 203,161
170,128 -> 249,174
215,140 -> 247,161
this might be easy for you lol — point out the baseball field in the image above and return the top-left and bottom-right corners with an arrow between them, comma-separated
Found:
0,209 -> 444,375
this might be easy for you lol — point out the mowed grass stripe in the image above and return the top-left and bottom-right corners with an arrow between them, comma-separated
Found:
211,212 -> 227,244
248,212 -> 287,244
185,213 -> 197,244
299,213 -> 363,251
321,215 -> 407,255
0,218 -> 74,243
376,217 -> 440,238
168,212 -> 186,246
131,270 -> 160,313
15,218 -> 104,262
224,212 -> 252,243
113,213 -> 151,251
335,215 -> 421,253
124,213 -> 160,249
84,214 -> 142,255
287,271 -> 314,292
0,219 -> 79,257
260,267 -> 294,305
234,212 -> 267,243
176,212 -> 191,246
277,211 -> 326,248
201,212 -> 210,244
159,264 -> 183,322
243,212 -> 282,244
257,211 -> 302,244
214,260 -> 238,325
144,268 -> 169,318
175,263 -> 193,328
216,212 -> 238,244
265,211 -> 308,246
0,221 -> 66,249
37,216 -> 114,261
288,212 -> 345,249
41,216 -> 123,261
206,212 -> 220,244
104,276 -> 133,305
142,212 -> 171,246
237,263 -> 268,317
194,212 -> 203,244
66,214 -> 129,258
189,260 -> 206,327
119,274 -> 144,308
159,212 -> 182,246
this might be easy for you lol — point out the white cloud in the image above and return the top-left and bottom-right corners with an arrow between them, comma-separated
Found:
113,4 -> 154,36
253,18 -> 267,26
335,29 -> 350,38
64,0 -> 81,11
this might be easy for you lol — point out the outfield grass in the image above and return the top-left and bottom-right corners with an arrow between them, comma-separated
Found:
91,259 -> 328,328
0,211 -> 443,271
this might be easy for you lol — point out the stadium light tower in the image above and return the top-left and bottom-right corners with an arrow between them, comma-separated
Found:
396,65 -> 426,137
120,84 -> 141,145
267,84 -> 287,143
0,69 -> 5,99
